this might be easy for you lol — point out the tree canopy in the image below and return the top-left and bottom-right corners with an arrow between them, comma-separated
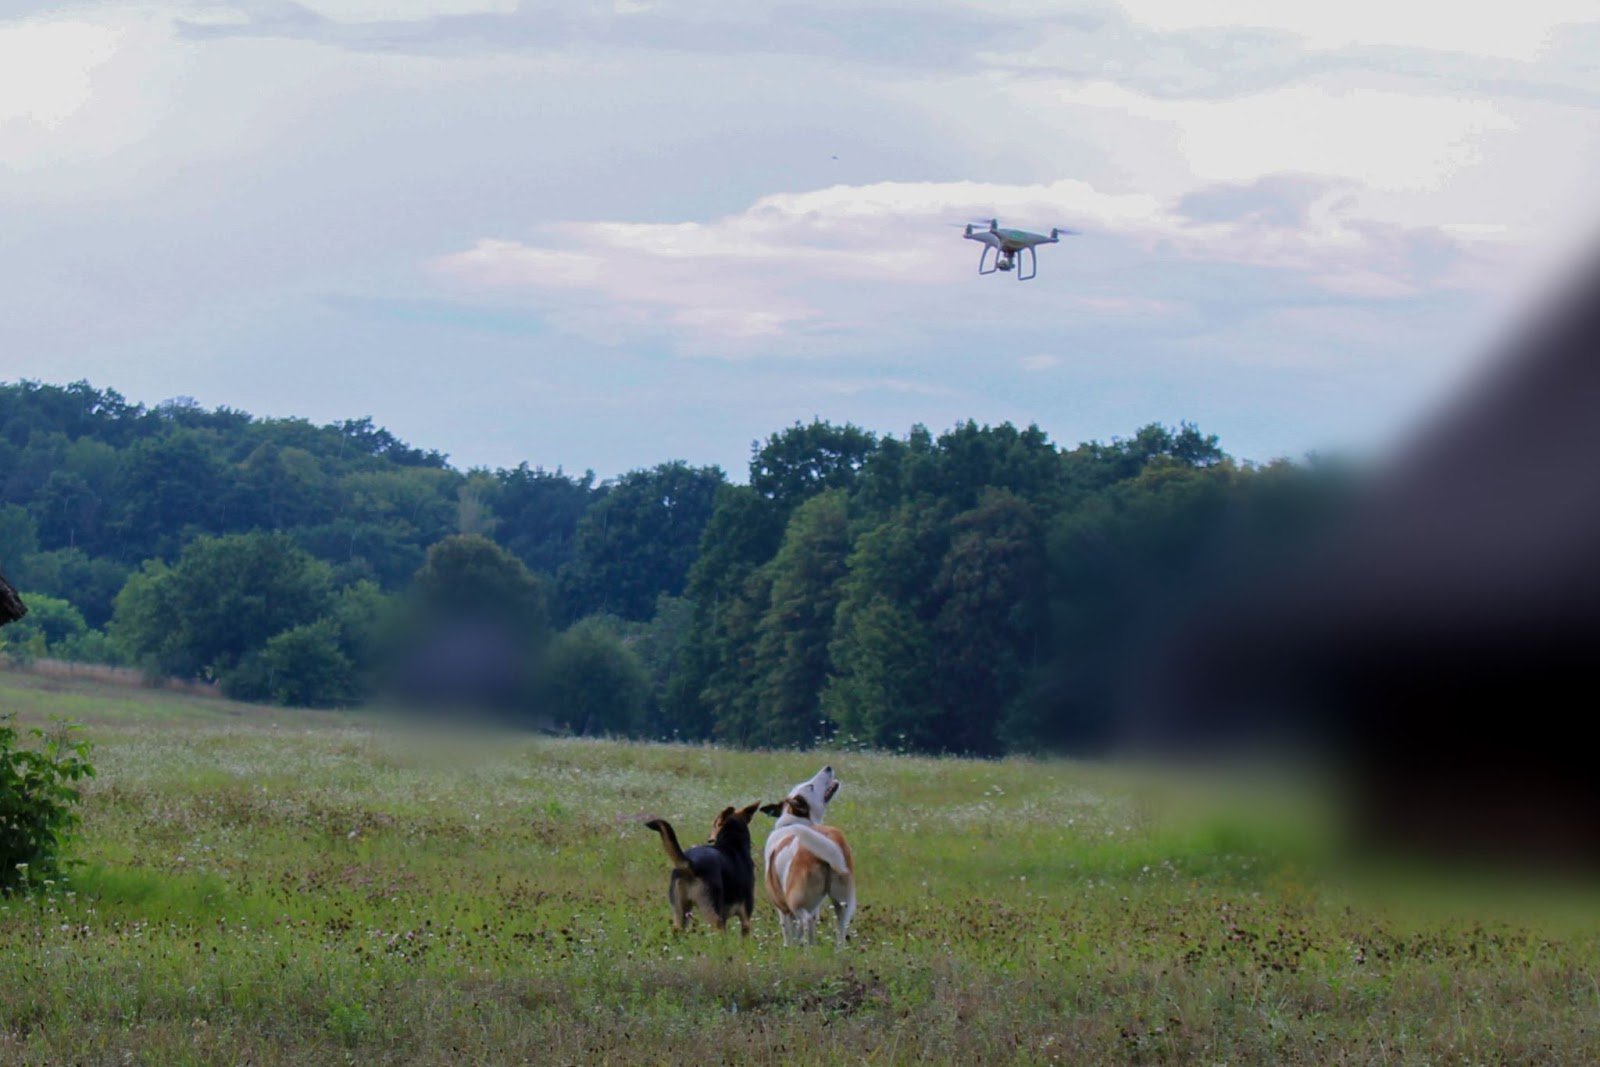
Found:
1,377 -> 1318,752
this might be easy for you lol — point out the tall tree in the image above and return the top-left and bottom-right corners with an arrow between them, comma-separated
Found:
821,499 -> 950,749
749,420 -> 878,513
743,491 -> 852,747
928,489 -> 1047,755
558,461 -> 724,622
115,430 -> 227,560
411,534 -> 547,637
488,464 -> 598,575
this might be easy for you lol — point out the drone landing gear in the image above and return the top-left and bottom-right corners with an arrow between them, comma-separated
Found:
1016,246 -> 1037,281
976,246 -> 1037,280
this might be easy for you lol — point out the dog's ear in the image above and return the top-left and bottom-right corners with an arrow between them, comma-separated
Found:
759,802 -> 784,817
824,780 -> 840,802
785,794 -> 812,819
734,802 -> 760,823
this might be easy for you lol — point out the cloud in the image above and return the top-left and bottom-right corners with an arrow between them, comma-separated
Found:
298,0 -> 519,20
3,0 -> 1595,477
1113,0 -> 1599,61
431,176 -> 1505,352
176,0 -> 1015,69
0,19 -> 123,129
1036,80 -> 1516,192
1020,354 -> 1061,372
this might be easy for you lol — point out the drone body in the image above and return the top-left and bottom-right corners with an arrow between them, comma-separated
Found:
962,219 -> 1076,280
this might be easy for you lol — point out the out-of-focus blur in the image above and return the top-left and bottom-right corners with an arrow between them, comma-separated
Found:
1128,247 -> 1600,883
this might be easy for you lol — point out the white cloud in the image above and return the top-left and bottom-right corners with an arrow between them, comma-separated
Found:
1113,0 -> 1600,61
432,176 -> 1503,353
294,0 -> 520,20
0,10 -> 194,175
1020,354 -> 1061,371
0,19 -> 123,128
1044,80 -> 1516,193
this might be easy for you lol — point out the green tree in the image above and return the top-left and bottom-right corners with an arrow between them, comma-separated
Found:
12,549 -> 129,629
541,620 -> 652,736
749,420 -> 877,513
412,534 -> 547,637
114,430 -> 226,560
252,620 -> 358,707
293,520 -> 425,590
488,465 -> 597,575
224,443 -> 333,532
823,596 -> 936,750
559,462 -> 724,622
928,490 -> 1047,755
665,483 -> 786,741
821,500 -> 950,749
1030,458 -> 1239,752
109,531 -> 333,681
456,471 -> 499,538
1059,422 -> 1225,504
0,504 -> 39,569
744,491 -> 852,747
0,593 -> 88,661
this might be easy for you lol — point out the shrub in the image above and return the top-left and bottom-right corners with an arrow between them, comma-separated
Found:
0,592 -> 87,663
540,620 -> 651,736
0,715 -> 95,892
225,619 -> 360,707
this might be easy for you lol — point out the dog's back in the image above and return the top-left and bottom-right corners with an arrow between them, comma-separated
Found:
683,818 -> 755,911
761,793 -> 857,947
643,804 -> 758,934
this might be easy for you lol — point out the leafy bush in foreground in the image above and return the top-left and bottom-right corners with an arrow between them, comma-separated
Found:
0,715 -> 95,892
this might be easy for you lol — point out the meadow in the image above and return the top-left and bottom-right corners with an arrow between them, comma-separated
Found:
2,668 -> 1598,1065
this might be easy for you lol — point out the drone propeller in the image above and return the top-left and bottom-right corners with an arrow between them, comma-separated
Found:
1050,227 -> 1083,238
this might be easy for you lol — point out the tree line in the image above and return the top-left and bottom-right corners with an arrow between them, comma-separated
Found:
0,379 -> 1321,754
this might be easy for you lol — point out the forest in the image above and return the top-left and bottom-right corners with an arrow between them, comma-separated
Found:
0,379 -> 1324,755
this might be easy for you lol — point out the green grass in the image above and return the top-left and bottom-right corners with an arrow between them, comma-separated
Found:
2,668 -> 1598,1064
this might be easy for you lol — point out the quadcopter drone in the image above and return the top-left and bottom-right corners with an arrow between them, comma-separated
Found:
962,219 -> 1078,281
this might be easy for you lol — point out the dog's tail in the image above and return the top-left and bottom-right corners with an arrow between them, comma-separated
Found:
785,826 -> 851,877
644,818 -> 694,873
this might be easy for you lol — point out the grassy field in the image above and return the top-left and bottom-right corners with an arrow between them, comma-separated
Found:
2,669 -> 1598,1064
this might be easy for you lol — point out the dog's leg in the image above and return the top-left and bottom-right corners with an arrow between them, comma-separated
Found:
737,902 -> 751,938
831,880 -> 856,948
667,880 -> 687,934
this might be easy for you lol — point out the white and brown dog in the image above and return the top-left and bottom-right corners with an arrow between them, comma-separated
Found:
760,765 -> 856,947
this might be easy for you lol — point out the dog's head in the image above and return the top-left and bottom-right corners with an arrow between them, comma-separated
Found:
711,802 -> 760,846
712,802 -> 760,833
759,765 -> 838,824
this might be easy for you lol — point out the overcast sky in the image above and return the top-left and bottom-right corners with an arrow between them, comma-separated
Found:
4,1 -> 1599,477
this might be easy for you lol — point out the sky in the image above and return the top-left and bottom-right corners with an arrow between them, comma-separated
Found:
4,1 -> 1600,478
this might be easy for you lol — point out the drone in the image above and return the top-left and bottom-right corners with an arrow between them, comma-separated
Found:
962,219 -> 1078,281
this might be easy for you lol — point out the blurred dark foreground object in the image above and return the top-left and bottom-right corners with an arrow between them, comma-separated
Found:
0,570 -> 25,627
1150,250 -> 1600,875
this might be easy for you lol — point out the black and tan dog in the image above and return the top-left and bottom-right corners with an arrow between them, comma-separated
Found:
643,803 -> 760,935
